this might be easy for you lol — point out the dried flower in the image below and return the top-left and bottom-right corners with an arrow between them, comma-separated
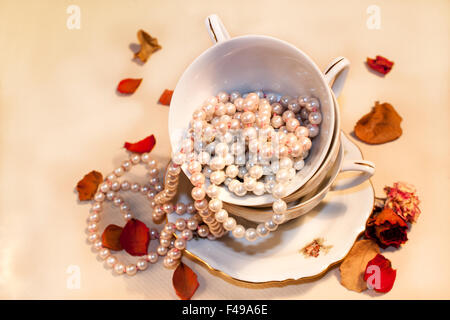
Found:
365,207 -> 408,249
384,182 -> 421,223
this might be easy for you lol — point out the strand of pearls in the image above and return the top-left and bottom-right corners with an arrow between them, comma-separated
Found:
171,91 -> 323,242
87,152 -> 213,273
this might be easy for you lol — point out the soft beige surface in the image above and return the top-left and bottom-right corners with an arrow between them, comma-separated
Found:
0,0 -> 448,299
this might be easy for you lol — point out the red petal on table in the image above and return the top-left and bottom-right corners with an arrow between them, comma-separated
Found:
119,219 -> 150,256
101,224 -> 123,251
117,78 -> 142,94
364,254 -> 397,293
172,262 -> 199,300
367,55 -> 394,75
158,89 -> 173,106
123,134 -> 156,154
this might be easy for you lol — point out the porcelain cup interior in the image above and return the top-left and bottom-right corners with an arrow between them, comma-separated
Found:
169,35 -> 335,206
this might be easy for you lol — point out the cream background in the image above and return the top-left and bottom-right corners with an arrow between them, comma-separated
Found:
0,0 -> 448,299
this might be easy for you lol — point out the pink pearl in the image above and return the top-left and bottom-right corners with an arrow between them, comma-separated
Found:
291,141 -> 303,157
230,119 -> 241,130
271,115 -> 284,128
194,199 -> 208,211
286,118 -> 300,132
175,203 -> 186,214
295,126 -> 309,138
191,187 -> 206,200
225,102 -> 236,115
187,161 -> 202,174
241,111 -> 255,124
299,136 -> 312,151
284,133 -> 297,146
234,98 -> 244,111
282,110 -> 295,121
190,172 -> 205,187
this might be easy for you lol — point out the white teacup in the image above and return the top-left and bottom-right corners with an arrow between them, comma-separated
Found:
169,14 -> 350,206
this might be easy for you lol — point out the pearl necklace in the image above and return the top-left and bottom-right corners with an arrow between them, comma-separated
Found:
170,91 -> 322,242
86,90 -> 323,276
87,153 -> 214,274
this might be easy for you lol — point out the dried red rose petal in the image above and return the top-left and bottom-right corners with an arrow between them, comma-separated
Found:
367,55 -> 394,75
365,207 -> 408,249
158,89 -> 173,106
117,78 -> 142,94
76,170 -> 103,201
123,134 -> 156,154
119,219 -> 150,256
364,254 -> 397,293
172,262 -> 199,300
101,224 -> 123,251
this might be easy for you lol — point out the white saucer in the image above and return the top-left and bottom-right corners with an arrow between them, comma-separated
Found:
169,134 -> 374,284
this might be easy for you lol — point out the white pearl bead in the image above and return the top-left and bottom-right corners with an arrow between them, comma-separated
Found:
114,262 -> 125,274
279,157 -> 293,169
168,248 -> 182,260
276,168 -> 290,183
215,209 -> 228,223
272,183 -> 286,199
206,184 -> 221,198
174,238 -> 186,250
92,202 -> 102,212
197,225 -> 209,237
175,218 -> 186,231
223,217 -> 237,231
294,159 -> 305,170
272,212 -> 286,225
256,224 -> 270,237
106,255 -> 118,268
87,222 -> 98,233
245,228 -> 258,242
130,154 -> 141,164
249,165 -> 263,179
273,199 -> 287,214
114,166 -> 125,177
210,170 -> 226,185
234,183 -> 247,197
99,248 -> 110,260
99,182 -> 110,193
122,160 -> 132,171
210,156 -> 226,170
136,259 -> 148,271
187,219 -> 198,231
88,212 -> 100,223
141,153 -> 151,163
243,176 -> 257,191
121,180 -> 131,190
94,192 -> 105,202
224,153 -> 234,165
232,225 -> 245,238
88,233 -> 99,243
253,182 -> 265,195
147,252 -> 159,263
225,165 -> 239,178
125,264 -> 137,276
93,240 -> 103,251
265,219 -> 278,231
172,152 -> 186,165
111,181 -> 120,191
208,198 -> 223,212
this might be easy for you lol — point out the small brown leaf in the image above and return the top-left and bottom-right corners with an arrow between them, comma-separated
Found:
339,239 -> 380,292
172,262 -> 199,300
134,30 -> 161,63
102,224 -> 123,251
76,170 -> 103,201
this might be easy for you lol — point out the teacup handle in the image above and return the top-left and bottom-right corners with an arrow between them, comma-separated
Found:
323,57 -> 350,98
205,14 -> 231,44
332,159 -> 376,191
